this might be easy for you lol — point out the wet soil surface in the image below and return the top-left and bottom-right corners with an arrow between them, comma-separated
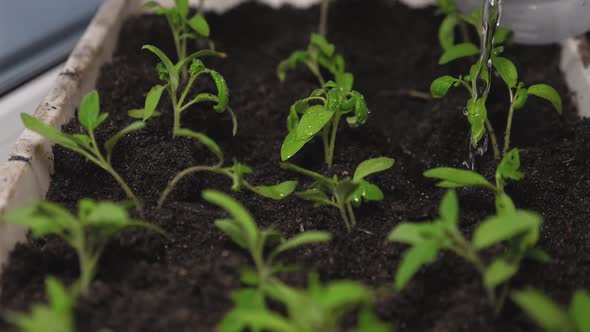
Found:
2,1 -> 590,331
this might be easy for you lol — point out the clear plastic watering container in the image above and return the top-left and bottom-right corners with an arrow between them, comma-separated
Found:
456,0 -> 590,44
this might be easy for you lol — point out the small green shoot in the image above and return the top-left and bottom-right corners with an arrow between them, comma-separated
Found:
512,289 -> 590,332
277,34 -> 352,87
4,199 -> 166,295
158,129 -> 297,206
424,148 -> 525,215
143,0 -> 213,78
281,157 -> 395,232
219,275 -> 390,332
281,81 -> 368,167
21,91 -> 144,210
5,277 -> 76,332
141,45 -> 236,136
202,191 -> 331,286
388,190 -> 548,313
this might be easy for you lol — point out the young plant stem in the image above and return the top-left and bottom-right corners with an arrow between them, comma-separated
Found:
326,113 -> 341,167
485,120 -> 501,161
502,89 -> 516,157
346,202 -> 357,227
338,204 -> 352,231
319,0 -> 330,37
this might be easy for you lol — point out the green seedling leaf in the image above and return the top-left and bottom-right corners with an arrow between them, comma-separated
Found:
424,167 -> 496,191
104,121 -> 145,163
439,15 -> 460,50
388,222 -> 441,245
175,0 -> 189,18
473,211 -> 542,249
353,157 -> 395,182
188,14 -> 210,37
143,45 -> 179,91
525,248 -> 552,264
495,27 -> 513,45
144,84 -> 165,121
338,72 -> 354,92
495,193 -> 516,216
395,240 -> 439,290
21,114 -> 80,151
251,181 -> 299,200
571,291 -> 590,332
492,57 -> 518,88
128,109 -> 162,119
295,188 -> 333,207
202,190 -> 259,249
281,128 -> 311,161
484,259 -> 518,288
79,90 -> 102,131
296,105 -> 335,141
175,50 -> 226,74
351,180 -> 384,206
431,75 -> 460,98
497,148 -> 524,181
335,180 -> 360,203
512,289 -> 574,332
310,33 -> 335,56
215,219 -> 248,249
208,70 -> 229,112
513,87 -> 529,110
271,231 -> 332,258
528,84 -> 563,114
439,43 -> 479,64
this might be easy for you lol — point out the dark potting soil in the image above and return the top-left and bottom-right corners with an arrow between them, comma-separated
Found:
2,1 -> 590,331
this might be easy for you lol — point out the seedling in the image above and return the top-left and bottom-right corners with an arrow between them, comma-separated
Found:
140,45 -> 236,137
158,129 -> 297,206
4,199 -> 166,295
218,275 -> 390,332
143,0 -> 213,78
388,190 -> 548,313
281,81 -> 368,167
5,277 -> 75,332
431,38 -> 562,161
202,190 -> 332,287
277,34 -> 352,88
22,91 -> 144,210
424,148 -> 525,215
512,289 -> 590,332
281,157 -> 395,231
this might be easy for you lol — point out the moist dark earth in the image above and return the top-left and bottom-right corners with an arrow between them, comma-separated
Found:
3,1 -> 590,331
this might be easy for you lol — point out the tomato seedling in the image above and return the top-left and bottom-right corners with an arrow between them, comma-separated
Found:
143,0 -> 213,79
512,289 -> 590,332
281,81 -> 368,167
388,190 -> 549,313
139,45 -> 236,137
281,157 -> 394,232
219,275 -> 390,332
202,190 -> 331,287
158,130 -> 297,206
4,199 -> 166,295
22,91 -> 144,210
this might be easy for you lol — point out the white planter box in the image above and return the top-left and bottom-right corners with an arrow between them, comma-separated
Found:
0,0 -> 589,271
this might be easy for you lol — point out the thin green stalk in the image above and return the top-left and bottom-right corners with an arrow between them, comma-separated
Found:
178,73 -> 199,107
319,0 -> 330,37
326,113 -> 341,167
338,204 -> 352,232
502,89 -> 516,157
322,126 -> 331,164
306,62 -> 325,86
170,87 -> 182,136
346,203 -> 357,227
281,162 -> 330,183
485,120 -> 501,162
